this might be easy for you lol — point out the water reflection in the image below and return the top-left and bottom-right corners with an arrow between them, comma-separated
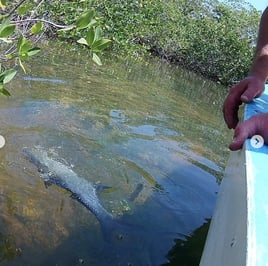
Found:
0,47 -> 230,265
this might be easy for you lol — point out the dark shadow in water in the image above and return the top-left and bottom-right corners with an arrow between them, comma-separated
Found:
0,219 -> 210,266
163,220 -> 210,266
22,212 -> 209,266
13,216 -> 210,266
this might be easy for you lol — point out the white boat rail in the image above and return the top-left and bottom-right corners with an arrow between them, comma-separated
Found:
200,86 -> 268,266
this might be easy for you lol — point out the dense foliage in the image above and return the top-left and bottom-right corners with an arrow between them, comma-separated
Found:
92,0 -> 260,85
41,0 -> 261,85
0,0 -> 262,88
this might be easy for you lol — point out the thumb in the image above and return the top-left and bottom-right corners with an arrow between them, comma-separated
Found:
229,134 -> 247,151
229,120 -> 257,150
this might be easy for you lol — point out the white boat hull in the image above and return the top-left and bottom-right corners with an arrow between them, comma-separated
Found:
200,86 -> 268,266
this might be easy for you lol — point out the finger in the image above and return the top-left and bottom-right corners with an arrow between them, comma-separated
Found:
229,116 -> 263,150
241,84 -> 264,103
223,79 -> 250,129
229,125 -> 248,150
223,95 -> 241,129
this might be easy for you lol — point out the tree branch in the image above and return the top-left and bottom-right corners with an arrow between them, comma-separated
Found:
11,18 -> 74,29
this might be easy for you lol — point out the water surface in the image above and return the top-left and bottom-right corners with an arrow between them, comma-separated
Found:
0,46 -> 230,265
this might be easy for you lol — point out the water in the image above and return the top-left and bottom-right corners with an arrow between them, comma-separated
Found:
0,45 -> 230,265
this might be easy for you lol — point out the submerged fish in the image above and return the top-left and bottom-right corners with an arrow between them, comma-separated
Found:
22,147 -> 159,264
22,147 -> 116,229
22,146 -> 186,265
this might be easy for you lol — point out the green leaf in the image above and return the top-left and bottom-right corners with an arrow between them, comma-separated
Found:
30,22 -> 43,35
86,27 -> 95,46
17,36 -> 31,55
1,69 -> 17,84
94,26 -> 102,42
0,23 -> 15,38
77,38 -> 88,46
17,35 -> 23,49
0,87 -> 11,96
75,9 -> 95,29
92,53 -> 102,66
86,19 -> 97,29
18,5 -> 28,16
0,81 -> 11,96
92,39 -> 111,52
27,47 -> 41,56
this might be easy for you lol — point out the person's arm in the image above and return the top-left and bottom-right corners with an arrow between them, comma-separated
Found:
223,8 -> 268,129
249,7 -> 268,84
223,7 -> 268,150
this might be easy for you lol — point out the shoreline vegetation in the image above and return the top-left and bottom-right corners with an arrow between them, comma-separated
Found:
92,0 -> 260,86
1,0 -> 261,89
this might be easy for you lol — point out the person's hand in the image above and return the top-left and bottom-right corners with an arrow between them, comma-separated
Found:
223,76 -> 265,129
229,113 -> 268,150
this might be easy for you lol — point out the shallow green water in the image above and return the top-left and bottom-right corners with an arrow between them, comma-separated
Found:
0,46 -> 230,265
